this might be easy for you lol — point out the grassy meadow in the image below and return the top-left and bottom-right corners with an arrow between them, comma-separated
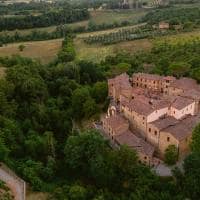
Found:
89,9 -> 147,25
74,37 -> 152,62
0,39 -> 63,64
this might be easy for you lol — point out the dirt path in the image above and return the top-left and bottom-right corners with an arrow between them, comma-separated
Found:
0,163 -> 26,200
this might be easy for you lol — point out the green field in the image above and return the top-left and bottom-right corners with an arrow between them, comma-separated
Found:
74,37 -> 152,62
0,9 -> 147,37
89,9 -> 147,25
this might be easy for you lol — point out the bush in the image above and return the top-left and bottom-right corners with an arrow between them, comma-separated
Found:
164,145 -> 178,165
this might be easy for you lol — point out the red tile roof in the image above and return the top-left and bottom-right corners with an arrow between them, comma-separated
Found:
171,96 -> 195,110
170,78 -> 197,91
163,114 -> 200,141
150,116 -> 179,131
114,130 -> 155,157
103,114 -> 129,135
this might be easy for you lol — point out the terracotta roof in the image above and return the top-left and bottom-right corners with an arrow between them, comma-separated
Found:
150,116 -> 179,131
163,122 -> 191,141
182,114 -> 200,130
122,96 -> 170,116
114,130 -> 155,157
152,99 -> 171,110
181,89 -> 200,100
114,130 -> 141,147
103,114 -> 129,134
125,98 -> 154,116
163,114 -> 200,141
171,96 -> 195,110
108,73 -> 132,95
131,87 -> 146,95
137,139 -> 155,157
170,78 -> 197,91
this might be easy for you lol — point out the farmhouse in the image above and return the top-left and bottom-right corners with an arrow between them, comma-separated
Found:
101,72 -> 200,165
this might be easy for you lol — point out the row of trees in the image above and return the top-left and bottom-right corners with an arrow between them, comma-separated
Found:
0,20 -> 135,46
0,1 -> 52,16
84,26 -> 177,45
0,7 -> 89,31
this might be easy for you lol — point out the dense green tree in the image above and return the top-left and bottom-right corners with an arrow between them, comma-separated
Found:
190,124 -> 200,152
183,153 -> 200,199
164,145 -> 178,165
71,87 -> 91,119
168,62 -> 191,77
83,98 -> 99,118
92,82 -> 108,103
68,185 -> 88,200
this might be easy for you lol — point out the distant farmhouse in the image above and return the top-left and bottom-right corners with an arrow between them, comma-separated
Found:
101,73 -> 200,165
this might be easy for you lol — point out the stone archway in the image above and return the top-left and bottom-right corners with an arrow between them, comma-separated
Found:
107,106 -> 117,117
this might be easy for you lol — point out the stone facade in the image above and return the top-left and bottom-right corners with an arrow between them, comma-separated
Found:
102,73 -> 200,164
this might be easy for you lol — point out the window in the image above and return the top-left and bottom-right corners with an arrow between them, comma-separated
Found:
166,85 -> 168,88
149,128 -> 151,132
174,111 -> 176,114
144,156 -> 147,160
143,117 -> 145,120
153,81 -> 155,84
155,131 -> 157,136
167,137 -> 170,142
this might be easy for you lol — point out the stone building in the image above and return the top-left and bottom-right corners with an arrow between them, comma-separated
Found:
108,73 -> 131,102
104,73 -> 200,163
102,113 -> 155,165
132,73 -> 175,94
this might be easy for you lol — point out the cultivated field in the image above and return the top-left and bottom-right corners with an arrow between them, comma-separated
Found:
0,39 -> 63,64
75,29 -> 200,62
